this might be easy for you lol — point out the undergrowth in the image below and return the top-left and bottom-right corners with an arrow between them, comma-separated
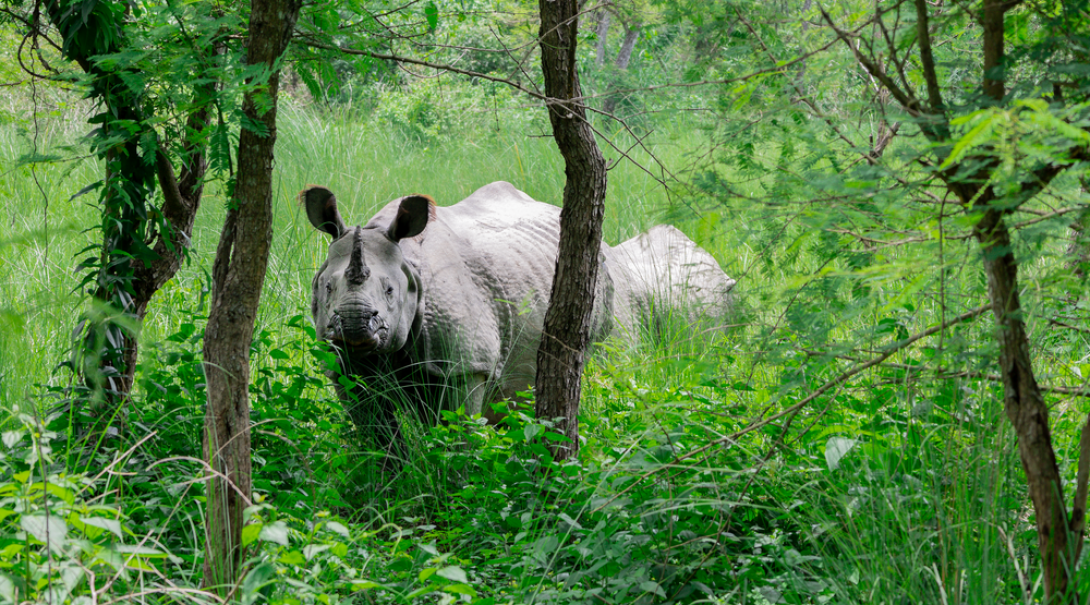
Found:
0,90 -> 1075,605
1,296 -> 1043,604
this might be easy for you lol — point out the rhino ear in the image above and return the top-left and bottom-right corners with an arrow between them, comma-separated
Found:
388,194 -> 435,241
301,186 -> 347,239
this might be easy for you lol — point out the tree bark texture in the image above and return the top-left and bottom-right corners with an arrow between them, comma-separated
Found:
40,0 -> 154,412
535,0 -> 608,460
121,67 -> 220,394
973,206 -> 1073,602
202,0 -> 300,591
975,3 -> 1075,600
834,0 -> 1086,599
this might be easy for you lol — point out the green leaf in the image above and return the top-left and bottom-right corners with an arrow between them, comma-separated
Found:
2,431 -> 24,449
80,516 -> 122,538
522,424 -> 540,441
303,544 -> 330,560
640,580 -> 666,597
325,521 -> 349,537
21,514 -> 68,551
825,436 -> 858,471
424,2 -> 439,32
558,512 -> 582,530
350,580 -> 381,591
241,562 -> 277,605
436,565 -> 468,583
279,550 -> 305,565
443,582 -> 478,596
260,521 -> 290,546
0,572 -> 18,603
242,523 -> 263,547
940,110 -> 997,169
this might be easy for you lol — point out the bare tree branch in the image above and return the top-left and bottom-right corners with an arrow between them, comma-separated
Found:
298,38 -> 546,100
913,0 -> 944,112
820,7 -> 925,120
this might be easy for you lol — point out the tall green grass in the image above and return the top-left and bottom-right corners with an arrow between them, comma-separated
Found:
0,97 -> 720,412
0,92 -> 1072,603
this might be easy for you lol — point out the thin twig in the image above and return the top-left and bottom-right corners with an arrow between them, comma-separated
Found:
592,305 -> 991,512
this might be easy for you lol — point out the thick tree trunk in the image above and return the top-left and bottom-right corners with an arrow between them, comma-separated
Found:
535,0 -> 608,461
202,0 -> 300,591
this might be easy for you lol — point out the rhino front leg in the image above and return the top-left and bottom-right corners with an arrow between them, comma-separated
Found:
461,375 -> 488,417
330,361 -> 407,465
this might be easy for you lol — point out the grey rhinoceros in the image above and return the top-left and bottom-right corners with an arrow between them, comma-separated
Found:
303,181 -> 734,453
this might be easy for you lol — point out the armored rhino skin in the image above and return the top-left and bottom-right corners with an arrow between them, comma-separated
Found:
304,181 -> 734,450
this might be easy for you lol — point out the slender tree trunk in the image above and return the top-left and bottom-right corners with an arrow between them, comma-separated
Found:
39,0 -> 155,415
614,25 -> 640,70
202,0 -> 300,591
38,2 -> 216,424
121,57 -> 221,393
595,9 -> 611,67
602,22 -> 640,115
825,0 -> 1087,598
973,204 -> 1074,602
535,0 -> 608,461
973,3 -> 1076,600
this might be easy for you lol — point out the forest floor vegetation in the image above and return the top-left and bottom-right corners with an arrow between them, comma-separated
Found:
0,93 -> 1081,604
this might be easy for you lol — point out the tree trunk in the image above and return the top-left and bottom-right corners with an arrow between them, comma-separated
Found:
38,2 -> 215,427
614,25 -> 640,70
973,205 -> 1074,601
121,59 -> 221,394
822,0 -> 1088,598
602,23 -> 639,115
595,9 -> 611,67
973,3 -> 1075,600
534,0 -> 608,461
202,0 -> 300,591
39,0 -> 156,415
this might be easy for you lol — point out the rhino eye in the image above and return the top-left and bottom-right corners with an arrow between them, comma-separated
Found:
325,282 -> 332,296
385,285 -> 395,297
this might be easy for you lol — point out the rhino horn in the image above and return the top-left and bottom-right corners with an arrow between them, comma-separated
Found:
345,228 -> 370,286
301,185 -> 347,239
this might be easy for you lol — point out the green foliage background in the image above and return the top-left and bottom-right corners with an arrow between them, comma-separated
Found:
1,0 -> 1090,602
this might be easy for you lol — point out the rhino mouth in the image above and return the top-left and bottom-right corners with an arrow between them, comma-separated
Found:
327,310 -> 389,351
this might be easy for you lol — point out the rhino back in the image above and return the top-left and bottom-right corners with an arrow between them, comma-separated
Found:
396,182 -> 582,396
610,225 -> 735,331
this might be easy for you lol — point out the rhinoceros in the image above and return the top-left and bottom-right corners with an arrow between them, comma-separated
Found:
303,181 -> 734,453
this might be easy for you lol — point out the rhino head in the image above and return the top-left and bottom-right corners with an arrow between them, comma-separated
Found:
303,186 -> 433,354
